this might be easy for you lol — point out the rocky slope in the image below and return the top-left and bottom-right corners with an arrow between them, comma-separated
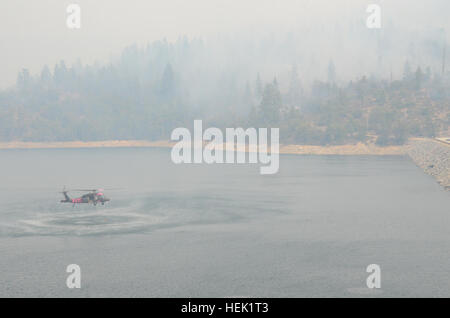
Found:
408,139 -> 450,190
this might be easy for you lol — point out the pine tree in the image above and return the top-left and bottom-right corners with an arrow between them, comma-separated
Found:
40,65 -> 52,89
259,81 -> 282,125
415,66 -> 423,90
160,63 -> 176,99
327,60 -> 336,83
287,64 -> 302,108
16,68 -> 31,90
255,73 -> 263,99
403,61 -> 412,80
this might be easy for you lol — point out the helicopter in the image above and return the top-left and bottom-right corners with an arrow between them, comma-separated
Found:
60,188 -> 111,207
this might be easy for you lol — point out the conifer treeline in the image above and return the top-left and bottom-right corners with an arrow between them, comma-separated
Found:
1,40 -> 449,145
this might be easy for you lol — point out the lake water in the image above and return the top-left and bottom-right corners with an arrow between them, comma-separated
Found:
0,147 -> 449,297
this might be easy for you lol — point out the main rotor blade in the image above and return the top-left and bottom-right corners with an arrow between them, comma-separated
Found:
63,188 -> 123,192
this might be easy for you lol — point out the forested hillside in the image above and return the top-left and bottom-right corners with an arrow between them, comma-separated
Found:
1,39 -> 449,145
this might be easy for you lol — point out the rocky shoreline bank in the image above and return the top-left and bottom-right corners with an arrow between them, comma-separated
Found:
407,138 -> 450,191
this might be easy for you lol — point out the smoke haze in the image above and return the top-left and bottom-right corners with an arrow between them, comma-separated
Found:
1,0 -> 449,88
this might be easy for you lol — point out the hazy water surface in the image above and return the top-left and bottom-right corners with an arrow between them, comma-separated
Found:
0,148 -> 449,297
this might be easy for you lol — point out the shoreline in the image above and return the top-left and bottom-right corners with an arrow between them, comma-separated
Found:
0,140 -> 407,156
0,138 -> 447,190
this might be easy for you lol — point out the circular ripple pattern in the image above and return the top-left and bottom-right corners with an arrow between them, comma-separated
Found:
0,192 -> 283,237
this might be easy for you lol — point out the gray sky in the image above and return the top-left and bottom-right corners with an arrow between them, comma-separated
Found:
0,0 -> 449,88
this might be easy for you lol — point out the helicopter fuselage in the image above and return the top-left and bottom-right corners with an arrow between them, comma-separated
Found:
60,191 -> 110,206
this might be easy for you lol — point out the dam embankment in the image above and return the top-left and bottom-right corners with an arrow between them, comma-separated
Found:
408,138 -> 450,191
